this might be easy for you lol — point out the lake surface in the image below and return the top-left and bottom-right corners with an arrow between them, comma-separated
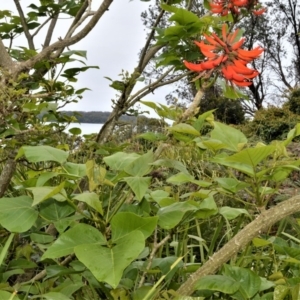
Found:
65,123 -> 103,135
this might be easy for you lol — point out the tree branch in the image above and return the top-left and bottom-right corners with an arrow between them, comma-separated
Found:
0,38 -> 16,70
64,0 -> 94,40
179,89 -> 204,123
67,0 -> 89,35
176,194 -> 300,296
32,17 -> 52,39
138,7 -> 166,71
43,3 -> 62,49
138,229 -> 171,288
13,0 -> 35,50
128,72 -> 189,108
15,0 -> 113,75
0,159 -> 17,198
128,68 -> 174,102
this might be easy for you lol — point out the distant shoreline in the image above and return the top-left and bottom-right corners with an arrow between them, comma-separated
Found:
61,111 -> 136,124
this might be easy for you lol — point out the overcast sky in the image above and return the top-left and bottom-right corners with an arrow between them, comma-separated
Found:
3,0 -> 172,112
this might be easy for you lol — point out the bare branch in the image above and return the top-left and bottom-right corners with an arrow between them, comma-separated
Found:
32,17 -> 52,39
43,16 -> 60,49
128,72 -> 189,108
138,228 -> 171,288
65,0 -> 94,40
66,0 -> 89,36
13,0 -> 34,50
43,0 -> 65,48
128,68 -> 174,101
15,0 -> 113,76
141,45 -> 164,71
138,8 -> 166,71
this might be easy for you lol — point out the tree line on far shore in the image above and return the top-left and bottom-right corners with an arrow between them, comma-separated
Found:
61,111 -> 136,124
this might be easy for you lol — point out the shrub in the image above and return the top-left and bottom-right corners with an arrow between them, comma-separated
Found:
240,105 -> 300,142
286,87 -> 300,115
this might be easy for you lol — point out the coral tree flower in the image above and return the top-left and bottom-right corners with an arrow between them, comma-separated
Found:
183,24 -> 264,87
209,0 -> 266,16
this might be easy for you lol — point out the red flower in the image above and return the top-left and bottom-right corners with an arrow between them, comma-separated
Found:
209,0 -> 266,16
183,24 -> 263,87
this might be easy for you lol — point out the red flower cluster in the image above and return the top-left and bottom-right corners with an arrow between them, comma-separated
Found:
183,25 -> 264,87
209,0 -> 266,16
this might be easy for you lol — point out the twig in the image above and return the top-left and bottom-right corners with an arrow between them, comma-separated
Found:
138,228 -> 171,288
29,254 -> 75,283
32,17 -> 52,39
128,72 -> 189,108
14,0 -> 34,50
138,7 -> 166,71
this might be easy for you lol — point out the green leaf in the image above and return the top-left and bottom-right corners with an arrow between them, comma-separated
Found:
221,82 -> 248,99
158,201 -> 199,229
219,206 -> 250,220
28,182 -> 66,206
196,196 -> 218,219
16,145 -> 68,164
61,66 -> 99,80
223,265 -> 261,299
0,196 -> 38,232
40,292 -> 71,300
0,233 -> 14,266
161,4 -> 201,25
68,127 -> 81,135
73,192 -> 103,215
42,224 -> 106,259
152,159 -> 189,175
259,277 -> 275,292
152,256 -> 183,281
8,258 -> 37,269
104,152 -> 140,171
274,285 -> 289,300
36,172 -> 58,186
124,150 -> 154,176
149,190 -> 175,207
123,177 -> 151,201
75,231 -> 144,288
252,237 -> 272,247
39,198 -> 75,221
193,109 -> 215,131
30,233 -> 54,244
212,145 -> 275,176
167,172 -> 194,185
211,122 -> 247,152
215,177 -> 249,193
111,212 -> 158,241
62,162 -> 86,178
0,291 -> 20,300
86,160 -> 114,190
169,123 -> 200,136
62,50 -> 87,59
45,265 -> 78,279
110,80 -> 126,91
194,275 -> 240,294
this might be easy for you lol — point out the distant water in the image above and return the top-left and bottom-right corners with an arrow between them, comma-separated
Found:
65,123 -> 103,135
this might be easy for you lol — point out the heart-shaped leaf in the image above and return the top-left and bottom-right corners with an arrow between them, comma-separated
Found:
75,230 -> 144,288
